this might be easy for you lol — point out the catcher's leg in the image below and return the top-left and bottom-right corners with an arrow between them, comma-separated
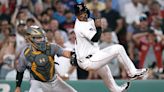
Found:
29,80 -> 44,92
51,76 -> 77,92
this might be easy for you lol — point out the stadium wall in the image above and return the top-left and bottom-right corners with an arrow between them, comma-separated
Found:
0,80 -> 164,92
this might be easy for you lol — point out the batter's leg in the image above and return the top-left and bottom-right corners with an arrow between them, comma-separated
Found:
96,65 -> 130,92
83,44 -> 146,77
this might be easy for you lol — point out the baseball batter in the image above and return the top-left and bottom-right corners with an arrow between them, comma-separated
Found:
73,3 -> 148,92
14,26 -> 77,92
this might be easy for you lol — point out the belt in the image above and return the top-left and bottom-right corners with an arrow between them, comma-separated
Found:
86,55 -> 92,59
40,75 -> 57,82
78,55 -> 93,63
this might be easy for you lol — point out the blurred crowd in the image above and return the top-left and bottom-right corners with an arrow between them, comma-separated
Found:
0,0 -> 164,81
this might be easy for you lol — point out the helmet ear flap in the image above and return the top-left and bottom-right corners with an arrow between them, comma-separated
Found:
74,4 -> 81,16
86,8 -> 90,18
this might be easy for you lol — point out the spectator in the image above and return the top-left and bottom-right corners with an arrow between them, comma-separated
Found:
42,0 -> 52,11
40,11 -> 51,23
0,0 -> 13,22
139,0 -> 150,13
101,17 -> 119,44
33,2 -> 44,19
52,1 -> 66,24
92,8 -> 101,18
0,29 -> 16,79
151,16 -> 163,42
156,0 -> 164,9
124,0 -> 143,25
0,19 -> 11,48
50,19 -> 68,43
147,1 -> 164,24
62,0 -> 75,11
18,0 -> 34,13
26,18 -> 35,27
101,0 -> 123,34
127,14 -> 149,62
11,8 -> 28,27
45,8 -> 54,19
26,17 -> 42,27
60,10 -> 75,33
101,17 -> 108,31
15,23 -> 26,53
86,0 -> 106,12
116,0 -> 131,17
64,30 -> 76,51
133,29 -> 164,73
99,29 -> 123,79
46,29 -> 55,43
8,0 -> 16,14
33,2 -> 44,20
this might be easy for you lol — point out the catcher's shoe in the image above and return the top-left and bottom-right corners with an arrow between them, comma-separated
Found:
129,68 -> 149,80
120,82 -> 130,92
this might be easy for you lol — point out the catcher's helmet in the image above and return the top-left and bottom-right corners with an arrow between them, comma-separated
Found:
25,25 -> 47,51
74,3 -> 90,17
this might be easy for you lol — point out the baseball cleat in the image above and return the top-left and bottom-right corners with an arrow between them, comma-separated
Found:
129,68 -> 149,80
120,82 -> 130,92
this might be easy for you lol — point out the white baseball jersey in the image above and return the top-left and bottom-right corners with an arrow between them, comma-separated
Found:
74,18 -> 100,59
73,18 -> 147,92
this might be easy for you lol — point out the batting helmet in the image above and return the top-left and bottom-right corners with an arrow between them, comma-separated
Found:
74,3 -> 90,17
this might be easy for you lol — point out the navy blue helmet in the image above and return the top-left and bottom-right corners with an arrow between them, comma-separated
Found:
74,1 -> 90,17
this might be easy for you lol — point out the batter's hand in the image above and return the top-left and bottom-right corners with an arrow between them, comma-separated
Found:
15,87 -> 21,92
94,18 -> 102,28
70,51 -> 78,66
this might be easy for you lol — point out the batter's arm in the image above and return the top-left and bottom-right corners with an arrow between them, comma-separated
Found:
62,50 -> 78,66
91,18 -> 102,42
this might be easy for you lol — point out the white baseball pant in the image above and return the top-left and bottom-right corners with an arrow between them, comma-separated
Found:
29,76 -> 77,92
77,44 -> 138,91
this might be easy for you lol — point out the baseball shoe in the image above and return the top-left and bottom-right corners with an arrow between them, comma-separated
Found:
120,82 -> 130,92
129,68 -> 149,80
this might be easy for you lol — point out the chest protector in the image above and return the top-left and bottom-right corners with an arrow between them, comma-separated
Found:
24,45 -> 55,82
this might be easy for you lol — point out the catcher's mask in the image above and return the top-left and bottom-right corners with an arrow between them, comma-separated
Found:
74,3 -> 90,17
25,25 -> 47,51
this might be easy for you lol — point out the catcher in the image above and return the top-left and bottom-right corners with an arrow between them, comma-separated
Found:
14,25 -> 77,92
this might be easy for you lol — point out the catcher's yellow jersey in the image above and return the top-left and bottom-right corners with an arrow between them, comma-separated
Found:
16,43 -> 64,82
